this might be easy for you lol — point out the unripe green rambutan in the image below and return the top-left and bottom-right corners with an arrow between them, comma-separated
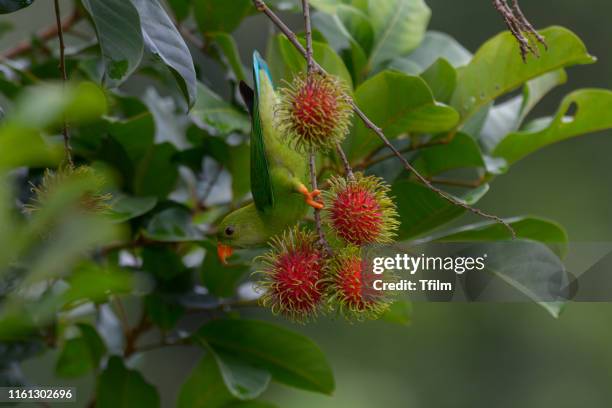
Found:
326,246 -> 390,320
24,165 -> 112,214
323,173 -> 399,246
255,227 -> 326,322
276,73 -> 353,152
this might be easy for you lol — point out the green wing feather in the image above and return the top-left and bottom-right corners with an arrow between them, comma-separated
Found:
249,52 -> 275,213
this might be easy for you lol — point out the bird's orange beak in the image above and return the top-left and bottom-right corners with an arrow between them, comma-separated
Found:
217,242 -> 234,265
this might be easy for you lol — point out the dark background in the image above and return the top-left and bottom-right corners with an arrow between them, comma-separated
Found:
2,1 -> 612,407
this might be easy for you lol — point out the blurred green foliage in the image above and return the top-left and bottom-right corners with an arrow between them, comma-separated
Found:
0,0 -> 610,407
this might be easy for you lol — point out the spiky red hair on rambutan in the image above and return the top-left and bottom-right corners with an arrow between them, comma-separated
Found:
276,73 -> 352,151
255,227 -> 326,322
326,246 -> 391,320
323,173 -> 399,246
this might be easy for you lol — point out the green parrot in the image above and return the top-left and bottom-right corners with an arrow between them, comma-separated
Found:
216,52 -> 322,263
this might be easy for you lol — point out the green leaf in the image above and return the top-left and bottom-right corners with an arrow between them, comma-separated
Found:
142,246 -> 186,281
167,0 -> 191,21
145,294 -> 185,330
178,354 -> 235,408
190,82 -> 250,135
346,71 -> 459,162
0,124 -> 62,169
393,180 -> 489,240
451,26 -> 595,123
412,133 -> 485,177
367,0 -> 431,70
82,0 -> 144,87
62,263 -> 133,305
312,6 -> 372,83
267,35 -> 353,88
56,324 -> 106,378
427,217 -> 568,258
144,207 -> 203,242
133,142 -> 179,199
390,31 -> 471,73
0,0 -> 33,14
132,0 -> 197,107
108,195 -> 157,223
14,82 -> 108,129
480,69 -> 568,153
194,0 -> 252,34
97,356 -> 160,408
420,58 -> 457,103
493,89 -> 612,164
201,242 -> 250,298
211,33 -> 247,83
196,319 -> 335,395
211,349 -> 271,400
380,300 -> 412,326
461,240 -> 569,318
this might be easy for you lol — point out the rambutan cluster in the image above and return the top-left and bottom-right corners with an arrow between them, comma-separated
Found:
255,173 -> 399,322
256,72 -> 400,323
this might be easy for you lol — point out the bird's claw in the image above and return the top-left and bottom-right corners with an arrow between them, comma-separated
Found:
298,185 -> 324,210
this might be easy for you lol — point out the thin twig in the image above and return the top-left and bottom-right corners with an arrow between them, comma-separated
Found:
252,0 -> 516,238
335,142 -> 354,180
53,0 -> 73,166
301,0 -> 315,73
309,154 -> 331,254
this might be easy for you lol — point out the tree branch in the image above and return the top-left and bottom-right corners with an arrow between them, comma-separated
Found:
252,0 -> 516,238
53,0 -> 73,166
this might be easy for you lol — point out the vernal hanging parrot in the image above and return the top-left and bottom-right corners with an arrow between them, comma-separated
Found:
216,52 -> 322,263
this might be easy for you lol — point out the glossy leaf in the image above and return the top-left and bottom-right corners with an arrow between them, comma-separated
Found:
211,349 -> 271,400
56,324 -> 106,378
267,35 -> 353,88
132,0 -> 197,107
108,195 -> 157,223
211,32 -> 247,83
367,0 -> 431,70
0,0 -> 33,14
451,26 -> 595,123
426,216 -> 569,257
178,353 -> 235,408
144,207 -> 204,242
420,58 -> 457,103
393,180 -> 489,240
196,319 -> 335,395
346,71 -> 459,162
493,89 -> 612,164
412,132 -> 485,177
391,31 -> 472,72
190,82 -> 250,135
97,356 -> 160,408
480,69 -> 568,152
82,0 -> 144,87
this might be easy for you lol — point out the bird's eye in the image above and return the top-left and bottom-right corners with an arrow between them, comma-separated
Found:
225,226 -> 235,236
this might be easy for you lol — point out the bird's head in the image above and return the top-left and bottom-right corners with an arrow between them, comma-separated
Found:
216,205 -> 267,264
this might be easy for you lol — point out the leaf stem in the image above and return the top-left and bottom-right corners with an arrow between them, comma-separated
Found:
251,0 -> 516,239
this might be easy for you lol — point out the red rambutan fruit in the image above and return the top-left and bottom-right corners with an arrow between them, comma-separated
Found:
323,173 -> 399,246
255,228 -> 326,322
276,73 -> 353,151
326,246 -> 391,320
